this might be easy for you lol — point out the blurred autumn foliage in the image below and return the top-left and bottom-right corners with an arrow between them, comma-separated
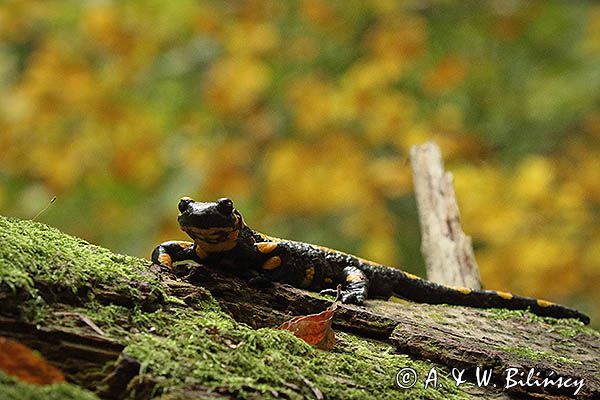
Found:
1,1 -> 599,323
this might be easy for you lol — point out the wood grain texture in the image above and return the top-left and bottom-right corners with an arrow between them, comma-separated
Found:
410,141 -> 482,289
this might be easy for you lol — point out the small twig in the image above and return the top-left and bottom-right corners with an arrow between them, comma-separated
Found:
334,284 -> 342,303
301,376 -> 324,400
55,312 -> 106,336
32,196 -> 56,221
293,366 -> 324,400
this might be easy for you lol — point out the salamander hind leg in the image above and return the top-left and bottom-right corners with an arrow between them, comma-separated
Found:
320,266 -> 368,305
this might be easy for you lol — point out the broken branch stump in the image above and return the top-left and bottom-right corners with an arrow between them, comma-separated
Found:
410,141 -> 481,289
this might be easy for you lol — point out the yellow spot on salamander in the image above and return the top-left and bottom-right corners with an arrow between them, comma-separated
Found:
178,241 -> 192,249
537,299 -> 554,307
158,254 -> 172,267
195,246 -> 207,259
256,242 -> 278,254
301,266 -> 315,288
451,286 -> 472,295
346,273 -> 363,283
262,256 -> 281,270
404,272 -> 419,280
495,291 -> 513,300
324,277 -> 333,284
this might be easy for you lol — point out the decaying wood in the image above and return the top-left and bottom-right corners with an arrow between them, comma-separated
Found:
170,264 -> 399,339
2,262 -> 599,399
0,315 -> 123,392
390,306 -> 600,399
173,264 -> 600,399
410,141 -> 482,289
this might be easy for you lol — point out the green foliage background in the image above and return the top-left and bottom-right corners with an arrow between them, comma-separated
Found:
1,0 -> 599,323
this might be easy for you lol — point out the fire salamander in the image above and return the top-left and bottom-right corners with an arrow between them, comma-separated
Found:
152,197 -> 590,324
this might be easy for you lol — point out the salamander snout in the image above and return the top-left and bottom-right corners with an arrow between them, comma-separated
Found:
178,197 -> 194,213
216,198 -> 234,215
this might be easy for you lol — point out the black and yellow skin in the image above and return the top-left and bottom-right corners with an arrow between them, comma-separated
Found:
152,197 -> 590,325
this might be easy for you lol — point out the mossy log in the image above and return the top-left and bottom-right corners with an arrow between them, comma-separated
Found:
1,216 -> 598,399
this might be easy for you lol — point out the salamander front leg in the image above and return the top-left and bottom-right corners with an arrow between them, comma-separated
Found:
151,241 -> 196,270
320,266 -> 368,305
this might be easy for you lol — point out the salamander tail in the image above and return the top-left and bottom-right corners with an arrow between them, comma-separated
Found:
363,265 -> 590,324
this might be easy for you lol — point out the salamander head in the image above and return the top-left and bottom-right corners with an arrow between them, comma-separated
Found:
177,197 -> 243,252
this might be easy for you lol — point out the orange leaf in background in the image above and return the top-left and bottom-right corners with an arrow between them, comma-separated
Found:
0,336 -> 65,385
278,286 -> 341,351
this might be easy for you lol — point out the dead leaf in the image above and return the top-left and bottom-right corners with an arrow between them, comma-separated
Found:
0,336 -> 65,385
278,285 -> 341,351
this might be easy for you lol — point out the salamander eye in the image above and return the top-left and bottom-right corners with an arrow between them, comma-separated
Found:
216,198 -> 234,214
178,197 -> 194,213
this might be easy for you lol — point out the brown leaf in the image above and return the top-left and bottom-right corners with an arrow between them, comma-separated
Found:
0,336 -> 65,385
278,285 -> 341,351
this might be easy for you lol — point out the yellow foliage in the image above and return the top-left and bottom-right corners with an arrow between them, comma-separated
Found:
263,135 -> 370,214
396,124 -> 434,151
83,4 -> 133,55
514,237 -> 577,277
285,76 -> 335,134
202,139 -> 255,200
583,5 -> 600,54
285,36 -> 320,62
225,22 -> 279,56
578,157 -> 600,202
0,0 -> 599,325
364,15 -> 426,61
300,0 -> 338,28
363,92 -> 416,144
514,156 -> 555,205
423,56 -> 467,96
432,104 -> 465,133
367,157 -> 412,198
581,237 -> 600,304
359,233 -> 398,267
204,57 -> 271,116
193,4 -> 222,35
343,204 -> 397,265
342,59 -> 407,95
583,112 -> 600,139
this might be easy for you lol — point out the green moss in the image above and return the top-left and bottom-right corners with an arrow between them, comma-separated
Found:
124,308 -> 470,400
0,371 -> 99,400
0,216 -> 475,399
38,301 -> 470,399
497,346 -> 582,365
0,216 -> 165,303
427,311 -> 448,324
487,308 -> 599,338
